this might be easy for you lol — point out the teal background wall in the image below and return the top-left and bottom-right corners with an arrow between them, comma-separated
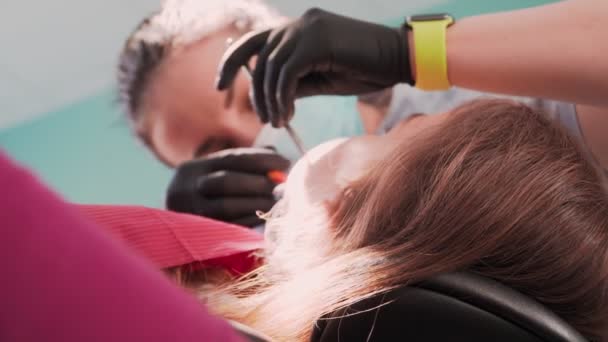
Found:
0,91 -> 171,207
0,0 -> 555,207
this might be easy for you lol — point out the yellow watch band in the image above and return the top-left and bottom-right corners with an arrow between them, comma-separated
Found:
408,14 -> 454,90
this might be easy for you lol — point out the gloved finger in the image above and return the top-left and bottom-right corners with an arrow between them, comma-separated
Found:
216,30 -> 270,91
252,29 -> 285,124
232,215 -> 265,228
205,197 -> 276,221
265,31 -> 297,128
276,45 -> 314,123
166,191 -> 202,216
198,170 -> 277,197
294,73 -> 357,98
203,148 -> 290,174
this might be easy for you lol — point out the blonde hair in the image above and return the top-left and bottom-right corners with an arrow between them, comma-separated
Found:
198,100 -> 608,341
132,0 -> 287,47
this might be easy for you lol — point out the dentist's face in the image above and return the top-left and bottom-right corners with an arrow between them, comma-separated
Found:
137,29 -> 262,167
131,28 -> 384,168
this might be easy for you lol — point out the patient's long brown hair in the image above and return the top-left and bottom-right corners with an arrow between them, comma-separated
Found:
203,100 -> 608,341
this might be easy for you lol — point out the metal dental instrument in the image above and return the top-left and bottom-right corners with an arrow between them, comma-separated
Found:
283,124 -> 307,157
241,64 -> 307,157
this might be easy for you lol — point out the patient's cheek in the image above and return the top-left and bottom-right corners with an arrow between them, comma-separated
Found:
284,135 -> 392,212
338,136 -> 394,178
281,139 -> 347,213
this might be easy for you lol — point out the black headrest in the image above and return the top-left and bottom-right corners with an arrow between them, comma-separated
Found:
311,272 -> 587,342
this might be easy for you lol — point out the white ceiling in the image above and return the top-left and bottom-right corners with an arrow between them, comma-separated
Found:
0,0 -> 160,129
0,0 -> 444,130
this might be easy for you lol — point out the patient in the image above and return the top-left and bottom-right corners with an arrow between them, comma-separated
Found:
186,99 -> 608,341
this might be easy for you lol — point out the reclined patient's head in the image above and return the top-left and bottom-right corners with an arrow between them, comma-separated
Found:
206,100 -> 608,341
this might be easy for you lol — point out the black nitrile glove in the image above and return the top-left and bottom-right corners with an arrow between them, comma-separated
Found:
166,148 -> 290,227
217,8 -> 413,128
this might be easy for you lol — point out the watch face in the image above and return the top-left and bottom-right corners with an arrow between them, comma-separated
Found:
409,13 -> 452,22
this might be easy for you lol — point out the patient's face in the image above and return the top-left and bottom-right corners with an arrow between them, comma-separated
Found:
283,112 -> 448,211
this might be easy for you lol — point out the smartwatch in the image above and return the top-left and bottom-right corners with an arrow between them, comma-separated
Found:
405,13 -> 455,90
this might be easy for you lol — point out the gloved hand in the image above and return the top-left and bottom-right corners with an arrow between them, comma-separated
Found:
166,148 -> 290,227
216,8 -> 413,128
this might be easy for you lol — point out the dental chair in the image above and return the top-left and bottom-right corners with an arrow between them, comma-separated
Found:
312,272 -> 587,342
234,272 -> 587,342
